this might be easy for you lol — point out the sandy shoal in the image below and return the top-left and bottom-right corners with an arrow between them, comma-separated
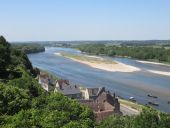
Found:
55,52 -> 140,72
148,70 -> 170,77
137,60 -> 170,66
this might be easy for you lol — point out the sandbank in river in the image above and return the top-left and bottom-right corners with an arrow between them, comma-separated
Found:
55,52 -> 140,73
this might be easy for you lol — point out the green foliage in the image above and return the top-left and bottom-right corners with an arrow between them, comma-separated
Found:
1,93 -> 94,128
10,48 -> 34,72
75,44 -> 170,63
32,93 -> 94,127
0,36 -> 36,80
0,83 -> 31,115
97,108 -> 170,128
11,43 -> 45,54
7,67 -> 44,97
0,36 -> 11,70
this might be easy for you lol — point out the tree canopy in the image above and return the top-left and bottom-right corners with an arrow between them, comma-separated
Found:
0,36 -> 10,70
96,108 -> 170,128
74,44 -> 170,63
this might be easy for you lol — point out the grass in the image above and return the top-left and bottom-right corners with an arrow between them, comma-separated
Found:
60,52 -> 117,64
164,46 -> 170,49
119,98 -> 144,111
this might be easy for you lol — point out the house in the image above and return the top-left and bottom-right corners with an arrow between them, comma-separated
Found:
54,79 -> 82,99
80,87 -> 104,100
38,73 -> 53,92
79,87 -> 121,121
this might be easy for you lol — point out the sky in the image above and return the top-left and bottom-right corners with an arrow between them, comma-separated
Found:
0,0 -> 170,41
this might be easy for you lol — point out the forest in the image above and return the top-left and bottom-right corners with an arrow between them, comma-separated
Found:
1,36 -> 170,128
74,44 -> 170,63
11,43 -> 45,54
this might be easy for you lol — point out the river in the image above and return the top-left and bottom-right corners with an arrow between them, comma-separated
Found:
28,47 -> 170,113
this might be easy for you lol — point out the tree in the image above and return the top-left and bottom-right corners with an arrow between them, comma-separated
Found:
97,107 -> 170,128
0,36 -> 11,70
0,83 -> 31,115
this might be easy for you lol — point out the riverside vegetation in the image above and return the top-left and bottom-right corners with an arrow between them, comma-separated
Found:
74,44 -> 170,63
0,36 -> 170,128
12,43 -> 45,54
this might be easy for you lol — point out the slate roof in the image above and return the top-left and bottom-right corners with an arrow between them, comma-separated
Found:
59,85 -> 81,95
56,79 -> 81,95
86,87 -> 105,100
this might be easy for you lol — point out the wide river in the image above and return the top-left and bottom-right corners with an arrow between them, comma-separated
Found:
28,47 -> 170,113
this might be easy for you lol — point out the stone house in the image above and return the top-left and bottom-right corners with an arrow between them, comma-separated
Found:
80,87 -> 104,100
79,87 -> 121,121
38,73 -> 53,92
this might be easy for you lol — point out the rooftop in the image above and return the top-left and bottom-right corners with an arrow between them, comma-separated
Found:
56,79 -> 81,95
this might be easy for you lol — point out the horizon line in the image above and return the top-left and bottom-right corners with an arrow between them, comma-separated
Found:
10,39 -> 170,43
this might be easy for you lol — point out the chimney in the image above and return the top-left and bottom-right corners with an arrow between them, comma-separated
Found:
113,93 -> 116,98
114,98 -> 120,112
59,84 -> 62,90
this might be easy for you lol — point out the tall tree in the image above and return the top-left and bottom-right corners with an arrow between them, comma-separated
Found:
0,36 -> 10,70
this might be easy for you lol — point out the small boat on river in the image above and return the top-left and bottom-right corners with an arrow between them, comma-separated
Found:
148,102 -> 159,106
147,94 -> 158,98
129,97 -> 136,102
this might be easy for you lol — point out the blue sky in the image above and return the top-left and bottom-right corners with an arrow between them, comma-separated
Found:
0,0 -> 170,41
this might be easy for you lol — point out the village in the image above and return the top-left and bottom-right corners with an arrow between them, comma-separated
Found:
38,72 -> 140,121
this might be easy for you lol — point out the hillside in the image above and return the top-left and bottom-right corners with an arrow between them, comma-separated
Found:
0,36 -> 94,128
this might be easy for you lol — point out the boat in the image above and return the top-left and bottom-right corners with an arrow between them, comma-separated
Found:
168,101 -> 170,104
129,97 -> 136,102
147,94 -> 158,98
148,102 -> 159,106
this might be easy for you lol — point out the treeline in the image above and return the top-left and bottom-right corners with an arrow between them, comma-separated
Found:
0,36 -> 94,127
74,44 -> 170,63
12,43 -> 45,54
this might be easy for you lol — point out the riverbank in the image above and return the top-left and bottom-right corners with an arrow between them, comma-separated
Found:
12,43 -> 45,54
39,68 -> 142,116
119,98 -> 143,115
137,60 -> 170,76
56,52 -> 170,77
137,60 -> 170,67
55,52 -> 140,73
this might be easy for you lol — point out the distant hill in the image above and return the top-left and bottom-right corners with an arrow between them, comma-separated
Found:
12,40 -> 170,47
